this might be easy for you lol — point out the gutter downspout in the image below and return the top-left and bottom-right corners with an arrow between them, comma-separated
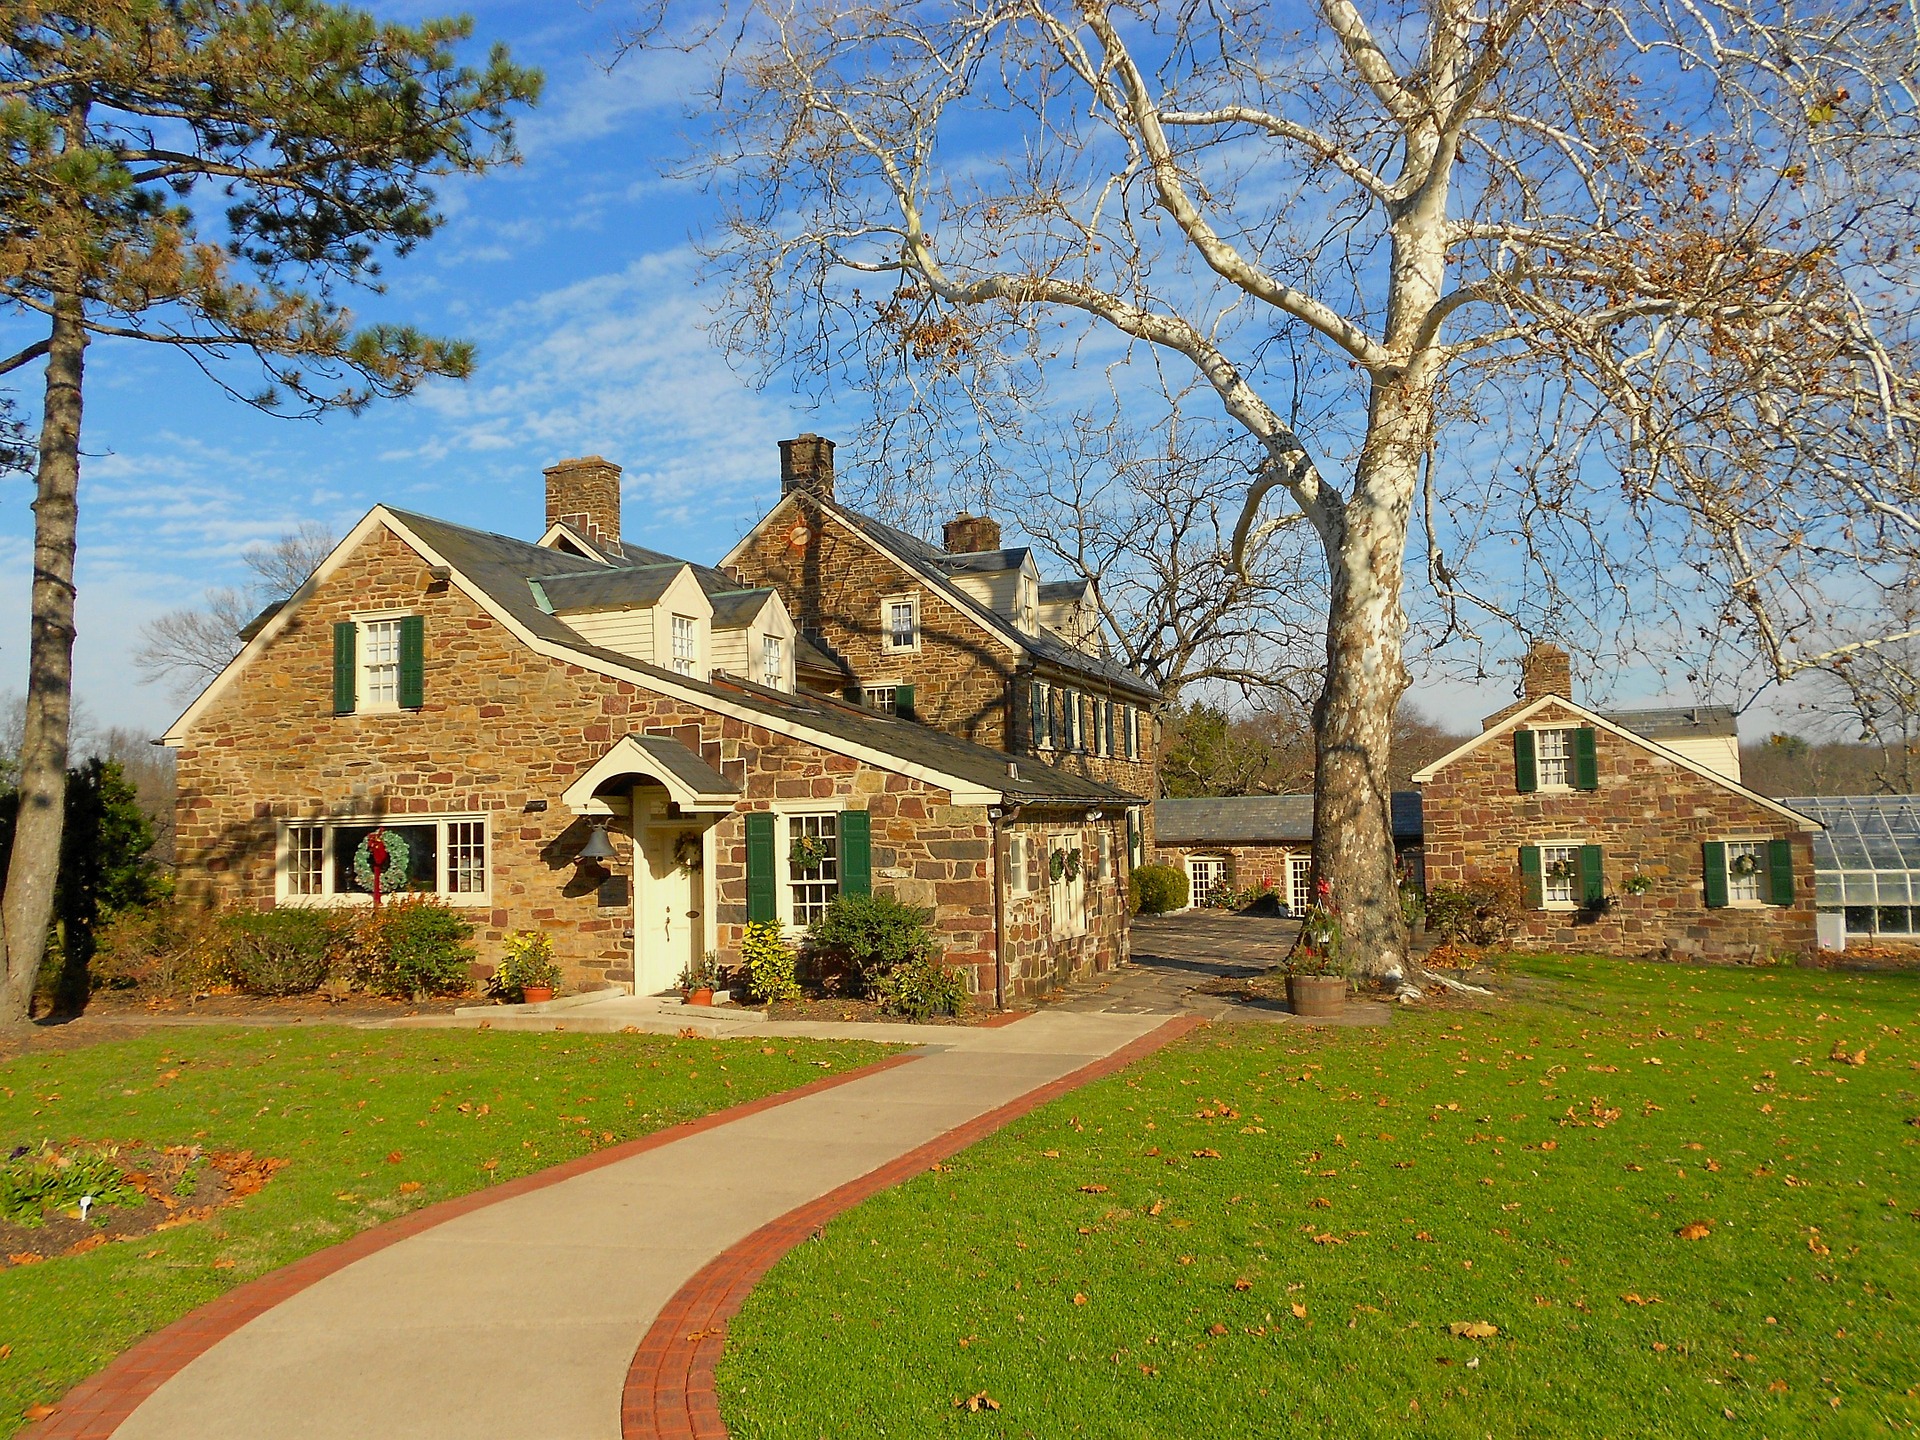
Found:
991,791 -> 1021,1013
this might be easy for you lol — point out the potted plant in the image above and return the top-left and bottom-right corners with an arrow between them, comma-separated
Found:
680,951 -> 719,1005
492,930 -> 560,1004
1285,879 -> 1348,1017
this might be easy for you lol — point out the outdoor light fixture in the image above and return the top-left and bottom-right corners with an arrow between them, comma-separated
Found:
575,821 -> 617,865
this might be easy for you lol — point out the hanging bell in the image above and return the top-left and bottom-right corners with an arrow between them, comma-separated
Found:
576,822 -> 617,864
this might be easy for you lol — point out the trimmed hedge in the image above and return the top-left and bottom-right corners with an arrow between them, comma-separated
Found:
1129,863 -> 1189,915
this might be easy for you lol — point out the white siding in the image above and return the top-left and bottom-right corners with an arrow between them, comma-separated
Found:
562,610 -> 655,661
1661,735 -> 1742,783
711,627 -> 748,675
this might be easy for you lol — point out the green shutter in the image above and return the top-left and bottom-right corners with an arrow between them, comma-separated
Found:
1104,701 -> 1115,756
332,622 -> 356,715
1579,844 -> 1605,905
1573,727 -> 1599,790
1028,681 -> 1042,750
894,683 -> 915,720
745,812 -> 777,923
1047,688 -> 1060,748
1702,841 -> 1729,909
1514,729 -> 1538,793
398,614 -> 425,710
1766,838 -> 1794,906
1519,845 -> 1544,909
838,810 -> 871,896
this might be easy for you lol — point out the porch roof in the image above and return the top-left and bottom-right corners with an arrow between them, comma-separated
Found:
561,735 -> 741,816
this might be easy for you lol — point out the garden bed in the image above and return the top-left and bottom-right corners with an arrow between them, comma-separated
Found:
759,996 -> 1004,1026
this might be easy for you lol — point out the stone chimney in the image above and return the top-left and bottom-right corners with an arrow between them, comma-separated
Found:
1521,640 -> 1573,702
779,434 -> 835,502
545,456 -> 623,548
942,513 -> 1002,554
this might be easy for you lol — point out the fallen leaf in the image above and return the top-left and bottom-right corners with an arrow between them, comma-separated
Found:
211,1259 -> 236,1270
385,1151 -> 404,1165
1652,1342 -> 1669,1353
1311,1233 -> 1345,1246
1540,1140 -> 1558,1151
954,1391 -> 1001,1413
8,1253 -> 45,1266
1148,1200 -> 1166,1216
1232,1278 -> 1254,1292
24,1404 -> 56,1421
1620,1293 -> 1660,1306
1080,1183 -> 1110,1194
1192,1149 -> 1222,1159
1073,1293 -> 1088,1305
1676,1221 -> 1714,1241
1449,1321 -> 1498,1339
1309,1196 -> 1332,1209
1207,1322 -> 1229,1336
399,1181 -> 423,1195
1291,1301 -> 1308,1319
1769,1380 -> 1789,1394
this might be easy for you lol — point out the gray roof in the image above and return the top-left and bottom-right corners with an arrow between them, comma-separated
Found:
1155,792 -> 1423,845
793,632 -> 851,677
831,504 -> 1160,700
536,564 -> 683,613
1601,705 -> 1739,740
627,734 -> 739,799
389,508 -> 1136,807
937,547 -> 1032,574
1040,580 -> 1090,604
709,588 -> 776,628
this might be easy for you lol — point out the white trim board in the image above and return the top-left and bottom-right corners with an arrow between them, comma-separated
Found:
1410,694 -> 1820,831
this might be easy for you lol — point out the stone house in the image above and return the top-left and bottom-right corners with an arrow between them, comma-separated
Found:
1413,643 -> 1819,958
163,448 -> 1153,1003
1151,793 -> 1425,910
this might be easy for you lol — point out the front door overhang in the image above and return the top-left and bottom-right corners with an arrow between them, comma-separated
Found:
561,734 -> 741,817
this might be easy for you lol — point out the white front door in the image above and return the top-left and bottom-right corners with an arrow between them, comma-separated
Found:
635,823 -> 704,995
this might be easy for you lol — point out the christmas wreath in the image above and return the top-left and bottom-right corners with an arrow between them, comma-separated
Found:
1545,858 -> 1576,881
1064,847 -> 1082,881
1049,847 -> 1066,883
1729,850 -> 1761,878
352,828 -> 410,895
673,831 -> 704,871
790,833 -> 832,871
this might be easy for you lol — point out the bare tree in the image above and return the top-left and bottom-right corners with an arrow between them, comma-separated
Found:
641,0 -> 1920,981
135,523 -> 336,701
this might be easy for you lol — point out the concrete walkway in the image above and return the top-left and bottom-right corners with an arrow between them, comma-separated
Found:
98,1010 -> 1172,1440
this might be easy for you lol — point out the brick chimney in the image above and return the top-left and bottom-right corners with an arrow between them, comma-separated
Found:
1521,640 -> 1573,701
779,434 -> 835,502
545,456 -> 623,548
942,513 -> 1002,554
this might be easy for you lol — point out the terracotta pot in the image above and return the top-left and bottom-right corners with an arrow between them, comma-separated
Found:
1287,974 -> 1347,1018
685,987 -> 715,1006
521,986 -> 554,1005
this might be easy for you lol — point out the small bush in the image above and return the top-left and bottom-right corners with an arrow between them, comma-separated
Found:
806,893 -> 939,996
1425,876 -> 1524,946
489,930 -> 560,1000
870,955 -> 969,1021
220,909 -> 337,996
360,899 -> 475,1000
1399,880 -> 1427,930
742,920 -> 800,1003
90,899 -> 225,996
1129,864 -> 1189,915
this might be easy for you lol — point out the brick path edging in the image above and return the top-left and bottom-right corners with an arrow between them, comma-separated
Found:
19,1051 -> 919,1440
621,1014 -> 1205,1440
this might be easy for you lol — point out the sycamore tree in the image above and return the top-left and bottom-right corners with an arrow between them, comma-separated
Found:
0,3 -> 539,1025
640,0 -> 1920,983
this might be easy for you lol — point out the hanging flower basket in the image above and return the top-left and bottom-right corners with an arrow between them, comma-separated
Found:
352,829 -> 410,895
790,833 -> 831,871
1622,873 -> 1653,895
1730,851 -> 1761,878
673,831 -> 704,871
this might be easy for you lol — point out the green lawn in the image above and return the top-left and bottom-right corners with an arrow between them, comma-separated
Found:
0,1025 -> 891,1434
720,958 -> 1920,1438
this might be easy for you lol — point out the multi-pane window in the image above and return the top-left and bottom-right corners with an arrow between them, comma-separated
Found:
1049,833 -> 1088,936
278,815 -> 488,905
671,615 -> 698,675
1726,840 -> 1765,904
286,824 -> 325,896
1096,830 -> 1113,882
447,820 -> 487,895
1189,856 -> 1227,908
1542,843 -> 1580,905
1535,728 -> 1572,788
360,619 -> 401,708
788,813 -> 839,925
885,597 -> 919,650
1289,855 -> 1313,913
1008,834 -> 1029,895
1068,691 -> 1083,751
762,635 -> 784,689
863,685 -> 898,713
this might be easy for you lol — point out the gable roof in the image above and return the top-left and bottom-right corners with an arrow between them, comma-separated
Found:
1155,792 -> 1423,846
939,547 -> 1034,575
535,564 -> 685,613
723,492 -> 1161,701
163,505 -> 1137,811
1411,694 -> 1819,829
709,588 -> 779,628
1040,579 -> 1091,604
1597,704 -> 1739,740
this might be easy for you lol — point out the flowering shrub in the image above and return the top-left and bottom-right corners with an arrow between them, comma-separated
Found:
743,920 -> 800,1003
490,929 -> 559,1000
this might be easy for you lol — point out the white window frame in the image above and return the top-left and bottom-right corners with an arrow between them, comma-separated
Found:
1535,727 -> 1574,790
762,634 -> 784,689
1541,842 -> 1581,909
670,614 -> 699,676
1067,690 -> 1084,751
1187,854 -> 1228,909
275,814 -> 491,907
862,684 -> 899,714
1125,706 -> 1140,761
882,593 -> 921,653
1096,829 -> 1113,883
352,610 -> 410,715
1725,839 -> 1767,906
1008,833 -> 1030,896
772,803 -> 850,932
1288,855 -> 1313,913
1049,831 -> 1088,937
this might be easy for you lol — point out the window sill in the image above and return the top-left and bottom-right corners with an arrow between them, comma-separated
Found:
276,892 -> 492,909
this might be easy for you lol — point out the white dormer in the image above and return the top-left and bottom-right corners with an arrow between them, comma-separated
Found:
545,563 -> 714,675
945,551 -> 1043,633
1038,580 -> 1100,653
710,587 -> 797,692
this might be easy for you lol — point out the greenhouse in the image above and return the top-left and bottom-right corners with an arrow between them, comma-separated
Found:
1784,795 -> 1920,939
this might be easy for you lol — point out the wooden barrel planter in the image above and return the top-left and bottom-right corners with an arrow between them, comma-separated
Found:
1287,975 -> 1347,1017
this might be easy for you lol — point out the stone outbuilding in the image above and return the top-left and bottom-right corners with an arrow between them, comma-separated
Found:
1152,793 -> 1425,910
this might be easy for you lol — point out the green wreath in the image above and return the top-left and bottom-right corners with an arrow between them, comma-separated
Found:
1064,847 -> 1082,881
352,829 -> 411,894
1730,851 -> 1760,878
1049,848 -> 1066,883
790,833 -> 831,871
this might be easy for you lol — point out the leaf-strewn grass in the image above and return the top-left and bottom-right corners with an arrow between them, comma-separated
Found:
0,1025 -> 891,1434
720,958 -> 1920,1438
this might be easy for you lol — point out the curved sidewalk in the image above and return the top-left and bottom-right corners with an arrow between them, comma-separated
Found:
33,1009 -> 1186,1440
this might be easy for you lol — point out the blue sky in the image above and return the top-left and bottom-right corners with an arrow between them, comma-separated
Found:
0,0 -> 1826,743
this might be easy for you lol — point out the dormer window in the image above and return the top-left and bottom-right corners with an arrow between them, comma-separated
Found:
671,614 -> 698,676
762,634 -> 784,688
884,594 -> 920,652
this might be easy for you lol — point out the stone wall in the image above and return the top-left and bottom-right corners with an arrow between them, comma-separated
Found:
1151,844 -> 1304,901
173,522 -> 1013,994
1419,699 -> 1816,958
999,813 -> 1131,1001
